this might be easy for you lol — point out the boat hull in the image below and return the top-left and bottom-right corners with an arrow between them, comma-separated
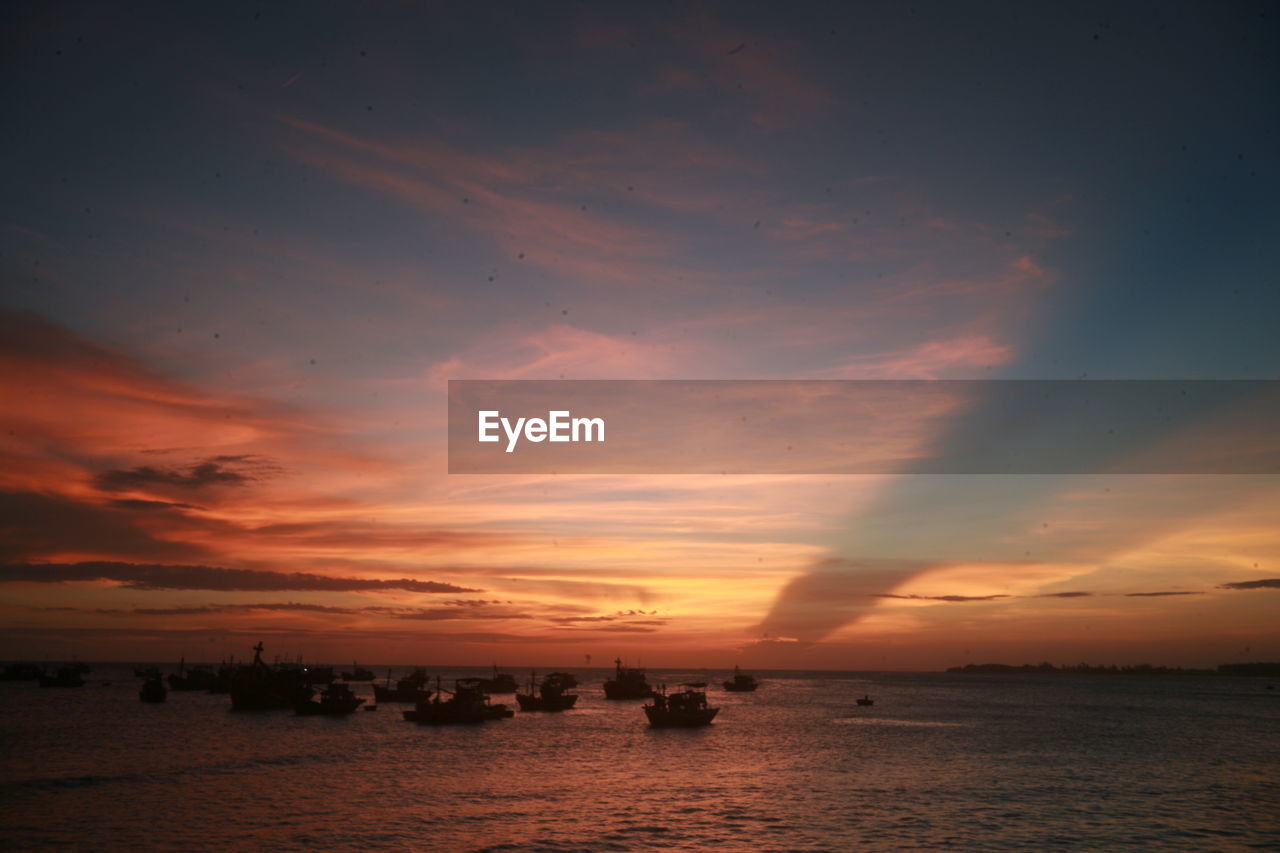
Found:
139,678 -> 167,703
603,683 -> 653,700
516,693 -> 579,712
644,706 -> 719,727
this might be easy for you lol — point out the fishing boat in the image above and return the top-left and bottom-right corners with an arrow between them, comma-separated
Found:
516,671 -> 579,712
476,665 -> 518,693
856,695 -> 874,706
139,676 -> 167,703
38,666 -> 85,688
292,681 -> 366,716
409,678 -> 513,725
168,658 -> 216,691
229,642 -> 308,710
341,662 -> 375,682
372,667 -> 432,703
644,683 -> 719,727
550,671 -> 579,689
722,665 -> 759,692
603,657 -> 654,699
305,665 -> 335,685
207,659 -> 236,694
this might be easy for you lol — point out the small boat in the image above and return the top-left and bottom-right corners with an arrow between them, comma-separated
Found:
341,662 -> 375,682
476,664 -> 518,694
516,671 -> 579,712
139,677 -> 167,703
408,678 -> 513,725
722,665 -> 759,692
550,671 -> 579,689
304,665 -> 335,685
293,682 -> 366,716
207,659 -> 236,694
372,667 -> 433,703
603,657 -> 654,699
168,658 -> 216,691
856,695 -> 874,706
38,666 -> 85,688
644,684 -> 719,727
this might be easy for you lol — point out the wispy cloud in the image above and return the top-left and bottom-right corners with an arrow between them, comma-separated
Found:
95,457 -> 276,492
0,561 -> 479,594
1218,578 -> 1280,590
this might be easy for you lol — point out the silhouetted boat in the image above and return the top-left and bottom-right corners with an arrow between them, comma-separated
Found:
408,678 -> 513,725
516,671 -> 579,712
305,665 -> 335,685
856,695 -> 874,706
476,665 -> 518,693
722,666 -> 759,692
207,659 -> 236,694
168,658 -> 216,691
139,677 -> 167,703
644,683 -> 719,727
293,681 -> 366,715
0,663 -> 44,681
603,657 -> 654,699
372,667 -> 432,703
229,642 -> 309,710
341,662 -> 375,681
38,666 -> 85,688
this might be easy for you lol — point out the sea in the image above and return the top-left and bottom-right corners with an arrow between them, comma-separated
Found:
1,666 -> 1277,852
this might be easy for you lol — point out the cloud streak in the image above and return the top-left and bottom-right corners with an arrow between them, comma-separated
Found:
0,561 -> 480,594
1218,578 -> 1280,590
95,457 -> 273,492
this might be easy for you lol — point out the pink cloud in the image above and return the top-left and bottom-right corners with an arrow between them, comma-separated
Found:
822,336 -> 1015,379
427,323 -> 700,384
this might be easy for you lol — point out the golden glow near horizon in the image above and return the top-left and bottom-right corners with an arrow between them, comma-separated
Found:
2,4 -> 1278,670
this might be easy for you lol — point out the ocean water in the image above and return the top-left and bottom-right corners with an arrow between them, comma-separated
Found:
1,666 -> 1277,852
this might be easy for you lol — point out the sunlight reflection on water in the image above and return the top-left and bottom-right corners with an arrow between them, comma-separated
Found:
1,668 -> 1277,852
830,717 -> 972,726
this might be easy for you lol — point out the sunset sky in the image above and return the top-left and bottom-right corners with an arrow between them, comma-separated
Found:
2,1 -> 1277,669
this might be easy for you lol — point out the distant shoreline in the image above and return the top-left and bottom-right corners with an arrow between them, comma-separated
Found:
946,662 -> 1280,677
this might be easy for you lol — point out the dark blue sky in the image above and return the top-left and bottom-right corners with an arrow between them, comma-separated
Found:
4,1 -> 1276,383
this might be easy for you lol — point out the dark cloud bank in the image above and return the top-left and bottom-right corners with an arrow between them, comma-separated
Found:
0,561 -> 479,594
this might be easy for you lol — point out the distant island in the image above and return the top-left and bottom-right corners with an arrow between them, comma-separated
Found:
946,662 -> 1280,677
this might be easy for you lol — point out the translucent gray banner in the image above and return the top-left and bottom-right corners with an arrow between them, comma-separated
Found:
447,380 -> 1280,474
